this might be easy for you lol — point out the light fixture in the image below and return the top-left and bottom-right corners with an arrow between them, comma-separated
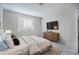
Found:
39,3 -> 44,6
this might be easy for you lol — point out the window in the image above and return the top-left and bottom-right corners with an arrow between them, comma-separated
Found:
18,15 -> 34,32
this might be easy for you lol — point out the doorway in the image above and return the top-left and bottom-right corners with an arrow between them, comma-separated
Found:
78,20 -> 79,53
75,9 -> 79,53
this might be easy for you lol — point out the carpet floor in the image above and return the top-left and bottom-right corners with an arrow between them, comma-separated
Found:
41,47 -> 61,55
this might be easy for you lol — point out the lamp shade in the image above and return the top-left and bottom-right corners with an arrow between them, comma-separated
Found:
5,30 -> 12,34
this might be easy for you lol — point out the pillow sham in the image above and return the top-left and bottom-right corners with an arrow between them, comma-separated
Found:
3,35 -> 14,49
0,37 -> 8,51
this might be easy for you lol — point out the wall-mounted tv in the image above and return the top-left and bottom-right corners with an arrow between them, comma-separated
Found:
47,21 -> 59,30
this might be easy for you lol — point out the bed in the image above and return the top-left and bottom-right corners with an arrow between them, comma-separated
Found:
0,35 -> 52,55
0,38 -> 28,55
20,36 -> 52,55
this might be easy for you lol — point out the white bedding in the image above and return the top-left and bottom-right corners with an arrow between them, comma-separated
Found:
0,38 -> 28,55
30,36 -> 51,52
0,36 -> 51,55
21,36 -> 40,54
21,36 -> 51,54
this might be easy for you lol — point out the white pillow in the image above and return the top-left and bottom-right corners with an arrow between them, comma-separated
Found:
0,37 -> 8,51
3,35 -> 14,49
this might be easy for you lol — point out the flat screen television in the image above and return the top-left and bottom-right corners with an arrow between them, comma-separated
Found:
47,21 -> 59,30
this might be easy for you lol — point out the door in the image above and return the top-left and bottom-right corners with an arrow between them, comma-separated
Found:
78,20 -> 79,53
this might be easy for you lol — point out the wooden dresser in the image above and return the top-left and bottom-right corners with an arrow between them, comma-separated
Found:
43,32 -> 60,42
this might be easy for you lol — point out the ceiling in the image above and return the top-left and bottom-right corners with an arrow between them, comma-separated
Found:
1,3 -> 79,17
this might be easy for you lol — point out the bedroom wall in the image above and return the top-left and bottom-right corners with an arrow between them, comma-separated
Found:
41,4 -> 79,52
0,5 -> 3,28
3,9 -> 42,37
0,5 -> 1,21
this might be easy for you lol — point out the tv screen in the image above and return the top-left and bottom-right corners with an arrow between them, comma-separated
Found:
47,21 -> 58,30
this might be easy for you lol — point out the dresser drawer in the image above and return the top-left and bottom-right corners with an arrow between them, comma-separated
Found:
43,32 -> 59,42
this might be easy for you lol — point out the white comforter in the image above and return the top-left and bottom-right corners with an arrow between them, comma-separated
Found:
21,36 -> 40,54
0,36 -> 51,55
30,36 -> 51,52
21,36 -> 51,54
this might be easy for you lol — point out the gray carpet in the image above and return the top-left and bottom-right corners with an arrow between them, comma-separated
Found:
41,47 -> 61,55
51,42 -> 78,55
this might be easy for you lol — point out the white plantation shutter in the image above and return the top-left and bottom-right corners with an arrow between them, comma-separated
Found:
18,15 -> 34,32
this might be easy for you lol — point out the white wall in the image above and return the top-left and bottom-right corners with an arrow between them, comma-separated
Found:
0,5 -> 1,22
0,4 -> 3,28
42,5 -> 79,52
3,9 -> 42,37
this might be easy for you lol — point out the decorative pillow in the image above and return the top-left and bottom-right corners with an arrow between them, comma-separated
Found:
0,37 -> 8,51
3,35 -> 14,49
12,37 -> 20,46
11,34 -> 20,46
